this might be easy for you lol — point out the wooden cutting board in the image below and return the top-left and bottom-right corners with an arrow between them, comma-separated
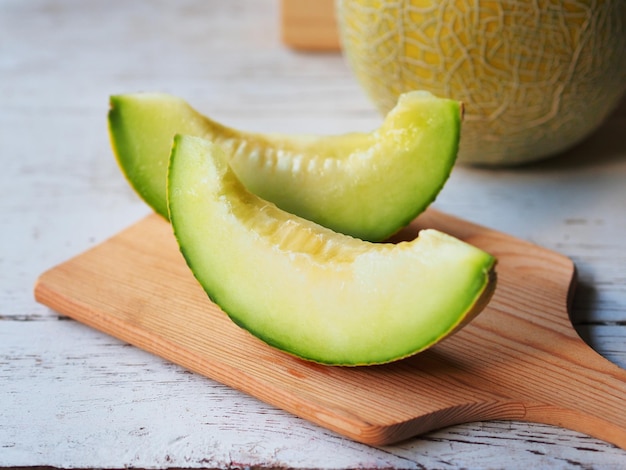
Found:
34,210 -> 626,448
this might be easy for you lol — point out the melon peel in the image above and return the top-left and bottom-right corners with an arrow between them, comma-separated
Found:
337,0 -> 626,165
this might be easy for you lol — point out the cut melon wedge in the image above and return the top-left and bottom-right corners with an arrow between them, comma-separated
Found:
109,90 -> 462,241
167,135 -> 496,366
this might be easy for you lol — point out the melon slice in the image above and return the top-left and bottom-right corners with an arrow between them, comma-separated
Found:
109,90 -> 462,241
167,135 -> 496,366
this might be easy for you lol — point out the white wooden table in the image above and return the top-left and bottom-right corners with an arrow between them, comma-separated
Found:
2,1 -> 625,468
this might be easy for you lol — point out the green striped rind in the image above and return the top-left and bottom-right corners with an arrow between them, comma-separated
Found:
109,91 -> 461,241
168,135 -> 496,366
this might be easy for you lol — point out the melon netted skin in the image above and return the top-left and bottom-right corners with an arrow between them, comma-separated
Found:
337,0 -> 626,166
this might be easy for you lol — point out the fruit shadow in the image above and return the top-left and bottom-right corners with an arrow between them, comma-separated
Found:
385,223 -> 421,244
568,278 -> 606,355
474,92 -> 626,171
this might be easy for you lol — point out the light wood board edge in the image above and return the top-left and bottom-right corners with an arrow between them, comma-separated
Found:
281,0 -> 341,51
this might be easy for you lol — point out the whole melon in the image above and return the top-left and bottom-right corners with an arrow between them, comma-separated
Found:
336,0 -> 626,165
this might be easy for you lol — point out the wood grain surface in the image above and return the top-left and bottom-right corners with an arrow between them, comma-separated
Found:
34,211 -> 626,448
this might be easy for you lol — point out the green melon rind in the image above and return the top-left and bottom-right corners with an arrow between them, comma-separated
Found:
109,91 -> 461,241
108,94 -> 227,218
167,134 -> 496,366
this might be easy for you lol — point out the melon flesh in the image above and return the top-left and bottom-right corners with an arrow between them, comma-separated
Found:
167,135 -> 496,366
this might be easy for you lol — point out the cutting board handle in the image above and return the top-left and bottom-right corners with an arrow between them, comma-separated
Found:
522,333 -> 626,449
410,212 -> 626,449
